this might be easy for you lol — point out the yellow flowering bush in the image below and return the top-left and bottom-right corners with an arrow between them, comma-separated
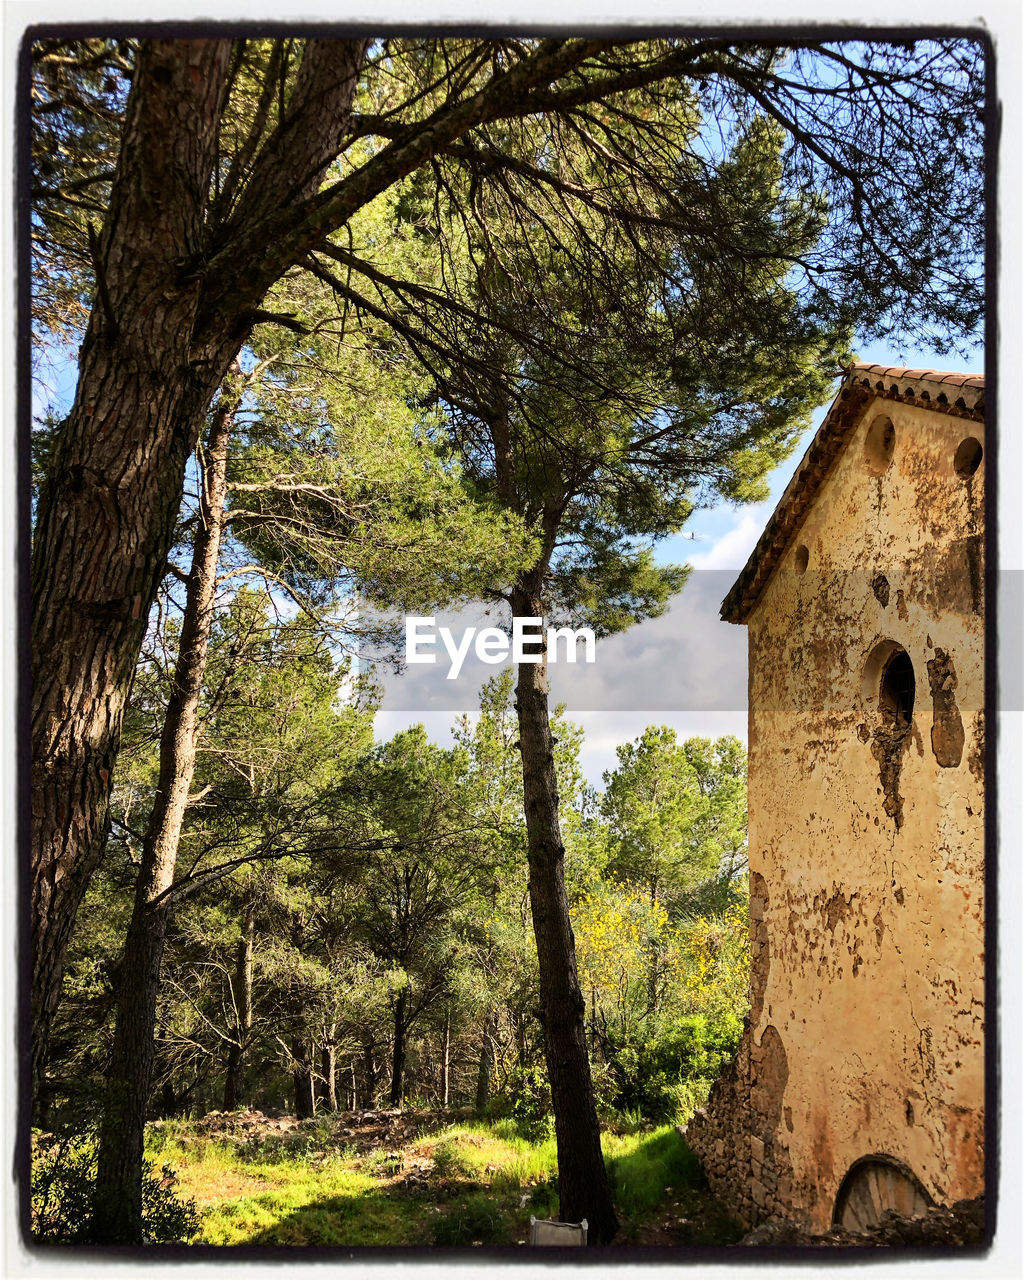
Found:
675,901 -> 750,1020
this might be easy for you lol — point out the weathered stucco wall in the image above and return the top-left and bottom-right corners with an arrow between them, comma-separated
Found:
688,394 -> 984,1231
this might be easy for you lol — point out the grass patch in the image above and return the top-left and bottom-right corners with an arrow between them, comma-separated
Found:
605,1126 -> 703,1218
132,1113 -> 736,1247
225,1187 -> 429,1247
431,1192 -> 511,1246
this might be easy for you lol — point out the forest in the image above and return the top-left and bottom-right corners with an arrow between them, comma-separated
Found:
26,32 -> 984,1247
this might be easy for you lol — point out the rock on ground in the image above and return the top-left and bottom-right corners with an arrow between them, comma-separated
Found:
739,1196 -> 986,1247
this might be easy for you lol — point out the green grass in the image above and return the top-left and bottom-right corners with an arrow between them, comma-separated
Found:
139,1115 -> 734,1247
606,1126 -> 703,1217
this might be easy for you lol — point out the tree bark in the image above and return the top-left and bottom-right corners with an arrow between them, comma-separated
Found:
475,1012 -> 495,1114
91,391 -> 234,1244
223,898 -> 255,1111
293,1039 -> 315,1119
318,1041 -> 338,1113
30,39 -> 235,1097
512,581 -> 618,1244
390,988 -> 408,1109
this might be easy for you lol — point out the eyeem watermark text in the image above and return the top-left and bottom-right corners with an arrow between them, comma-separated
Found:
406,616 -> 596,680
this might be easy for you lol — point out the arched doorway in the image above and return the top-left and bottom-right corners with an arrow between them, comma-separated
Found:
833,1154 -> 933,1231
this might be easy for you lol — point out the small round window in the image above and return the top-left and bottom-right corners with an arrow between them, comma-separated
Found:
864,415 -> 896,474
794,544 -> 809,574
954,437 -> 983,477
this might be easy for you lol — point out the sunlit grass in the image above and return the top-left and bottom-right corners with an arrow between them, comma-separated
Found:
409,1121 -> 558,1187
140,1114 -> 732,1246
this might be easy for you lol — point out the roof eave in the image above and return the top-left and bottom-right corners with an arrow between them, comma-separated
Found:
719,364 -> 984,626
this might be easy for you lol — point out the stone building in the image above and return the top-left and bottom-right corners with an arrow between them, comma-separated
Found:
686,363 -> 985,1232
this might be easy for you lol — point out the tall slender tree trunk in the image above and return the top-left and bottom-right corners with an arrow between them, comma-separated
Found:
440,1005 -> 451,1109
361,1038 -> 377,1110
390,989 -> 408,1109
223,898 -> 255,1111
475,1012 -> 495,1114
30,40 -> 234,1098
512,579 -> 618,1244
318,1038 -> 338,1112
647,878 -> 661,1014
91,394 -> 234,1243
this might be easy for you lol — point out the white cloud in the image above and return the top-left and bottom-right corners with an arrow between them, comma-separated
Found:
685,509 -> 768,571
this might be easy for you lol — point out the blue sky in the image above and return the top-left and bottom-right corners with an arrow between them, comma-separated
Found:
374,331 -> 984,785
657,334 -> 984,575
32,325 -> 983,788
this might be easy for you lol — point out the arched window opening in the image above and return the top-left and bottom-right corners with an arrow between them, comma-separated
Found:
861,640 -> 915,829
864,415 -> 896,474
954,436 -> 983,477
794,544 -> 809,574
879,648 -> 915,728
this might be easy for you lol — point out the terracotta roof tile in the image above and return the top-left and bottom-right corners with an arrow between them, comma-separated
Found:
719,363 -> 984,625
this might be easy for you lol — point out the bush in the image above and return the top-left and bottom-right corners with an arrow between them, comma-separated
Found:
431,1138 -> 475,1181
31,1130 -> 201,1244
606,1105 -> 649,1135
606,1011 -> 742,1122
431,1192 -> 509,1246
487,1065 -> 554,1142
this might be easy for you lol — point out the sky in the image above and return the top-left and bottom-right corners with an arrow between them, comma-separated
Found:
22,69 -> 985,793
374,332 -> 984,786
30,318 -> 983,790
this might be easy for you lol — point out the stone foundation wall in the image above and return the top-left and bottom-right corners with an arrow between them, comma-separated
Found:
686,870 -> 798,1229
685,1017 -> 796,1229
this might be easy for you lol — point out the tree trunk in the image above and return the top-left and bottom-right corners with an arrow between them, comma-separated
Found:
318,1041 -> 338,1113
361,1038 -> 377,1110
91,393 -> 234,1244
475,1013 -> 495,1114
293,1039 -> 315,1119
390,989 -> 407,1109
223,899 -> 255,1111
440,1005 -> 451,1109
29,39 -> 371,1093
30,40 -> 235,1098
512,583 -> 618,1244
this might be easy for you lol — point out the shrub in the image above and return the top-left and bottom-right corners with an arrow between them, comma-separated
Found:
431,1192 -> 509,1246
606,1011 -> 742,1121
487,1065 -> 554,1142
431,1138 -> 475,1181
32,1129 -> 201,1244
